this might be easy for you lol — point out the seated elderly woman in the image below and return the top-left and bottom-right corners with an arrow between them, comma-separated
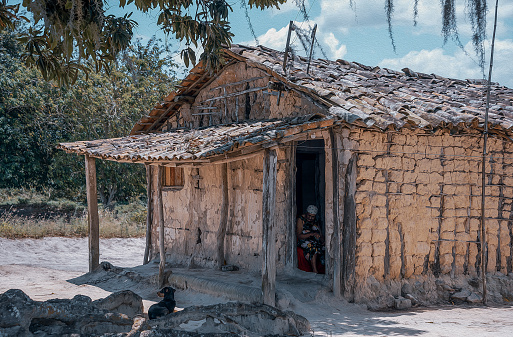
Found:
296,205 -> 325,273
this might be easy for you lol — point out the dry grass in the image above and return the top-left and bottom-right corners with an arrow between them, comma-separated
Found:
0,189 -> 147,239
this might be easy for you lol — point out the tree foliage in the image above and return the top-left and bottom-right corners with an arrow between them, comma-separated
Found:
384,0 -> 488,68
0,1 -> 492,83
0,26 -> 177,205
4,0 -> 284,84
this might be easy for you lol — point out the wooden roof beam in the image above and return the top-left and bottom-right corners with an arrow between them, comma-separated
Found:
146,72 -> 211,132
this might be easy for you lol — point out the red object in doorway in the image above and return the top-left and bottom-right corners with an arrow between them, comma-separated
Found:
297,247 -> 325,274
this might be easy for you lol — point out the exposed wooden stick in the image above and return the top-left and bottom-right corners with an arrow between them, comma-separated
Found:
217,163 -> 229,269
157,165 -> 166,287
262,149 -> 277,306
480,0 -> 500,305
143,164 -> 153,265
200,86 -> 268,103
147,72 -> 209,132
85,154 -> 100,272
306,24 -> 318,75
283,21 -> 294,74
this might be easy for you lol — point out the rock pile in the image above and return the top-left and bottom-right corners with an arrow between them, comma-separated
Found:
0,289 -> 310,337
363,273 -> 513,310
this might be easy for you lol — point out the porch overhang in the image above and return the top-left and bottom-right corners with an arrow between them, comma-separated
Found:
58,116 -> 335,165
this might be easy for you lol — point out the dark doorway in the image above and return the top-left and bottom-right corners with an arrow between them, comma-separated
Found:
295,139 -> 326,273
295,139 -> 325,227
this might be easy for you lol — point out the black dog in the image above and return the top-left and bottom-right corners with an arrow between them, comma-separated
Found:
148,287 -> 176,319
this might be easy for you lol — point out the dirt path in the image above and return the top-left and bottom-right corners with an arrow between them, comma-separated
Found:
1,237 -> 512,336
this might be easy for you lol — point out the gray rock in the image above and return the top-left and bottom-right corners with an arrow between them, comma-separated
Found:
148,301 -> 310,336
404,293 -> 418,306
468,278 -> 480,288
93,290 -> 144,318
394,296 -> 412,310
367,294 -> 395,311
401,283 -> 413,296
467,292 -> 483,303
451,289 -> 471,301
0,289 -> 133,336
221,264 -> 239,271
0,290 -> 309,337
435,279 -> 454,292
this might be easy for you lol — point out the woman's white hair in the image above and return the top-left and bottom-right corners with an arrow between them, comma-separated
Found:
306,205 -> 318,215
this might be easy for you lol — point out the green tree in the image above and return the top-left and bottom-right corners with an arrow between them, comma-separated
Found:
1,1 -> 492,84
0,27 -> 176,205
4,0 -> 284,84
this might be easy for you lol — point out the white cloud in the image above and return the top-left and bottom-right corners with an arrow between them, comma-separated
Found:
240,21 -> 349,61
324,33 -> 347,59
378,39 -> 513,88
314,0 -> 513,40
247,25 -> 289,50
241,21 -> 317,51
272,0 -> 309,15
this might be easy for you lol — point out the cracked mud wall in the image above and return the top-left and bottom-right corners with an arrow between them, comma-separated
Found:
163,62 -> 326,130
347,127 -> 513,303
148,150 -> 292,273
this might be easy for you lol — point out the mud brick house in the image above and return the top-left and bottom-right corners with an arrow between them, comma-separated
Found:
60,45 -> 513,305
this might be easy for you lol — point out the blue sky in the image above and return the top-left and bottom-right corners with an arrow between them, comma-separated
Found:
91,1 -> 513,88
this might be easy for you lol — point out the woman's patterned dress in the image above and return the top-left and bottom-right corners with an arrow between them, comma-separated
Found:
297,215 -> 324,261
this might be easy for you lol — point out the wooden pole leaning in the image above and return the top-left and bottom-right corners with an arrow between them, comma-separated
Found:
217,163 -> 229,269
306,24 -> 318,75
282,21 -> 294,75
143,164 -> 153,265
157,165 -> 166,287
479,0 -> 500,305
261,148 -> 278,306
85,154 -> 100,272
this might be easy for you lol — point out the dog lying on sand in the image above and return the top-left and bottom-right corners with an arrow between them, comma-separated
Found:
148,287 -> 176,319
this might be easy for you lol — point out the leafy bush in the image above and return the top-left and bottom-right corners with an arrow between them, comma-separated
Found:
0,27 -> 176,205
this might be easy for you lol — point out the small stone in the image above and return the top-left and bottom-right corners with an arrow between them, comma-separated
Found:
468,278 -> 480,288
414,281 -> 426,294
385,294 -> 396,308
466,292 -> 483,303
435,280 -> 454,292
394,296 -> 412,310
451,290 -> 471,301
72,294 -> 92,305
368,295 -> 395,311
404,293 -> 418,306
221,264 -> 239,271
401,283 -> 413,296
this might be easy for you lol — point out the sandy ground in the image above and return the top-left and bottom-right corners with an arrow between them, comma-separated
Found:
1,237 -> 512,336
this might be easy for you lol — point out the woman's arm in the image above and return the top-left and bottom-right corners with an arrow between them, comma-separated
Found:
297,217 -> 316,240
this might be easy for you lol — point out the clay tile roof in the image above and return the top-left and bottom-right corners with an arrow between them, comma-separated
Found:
224,45 -> 512,135
131,44 -> 512,136
61,45 -> 513,163
59,115 -> 333,163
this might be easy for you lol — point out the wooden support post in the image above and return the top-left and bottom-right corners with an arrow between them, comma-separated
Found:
330,130 -> 342,297
217,163 -> 229,269
287,142 -> 297,269
340,132 -> 357,299
157,165 -> 166,287
262,149 -> 277,306
143,164 -> 153,265
85,154 -> 100,272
